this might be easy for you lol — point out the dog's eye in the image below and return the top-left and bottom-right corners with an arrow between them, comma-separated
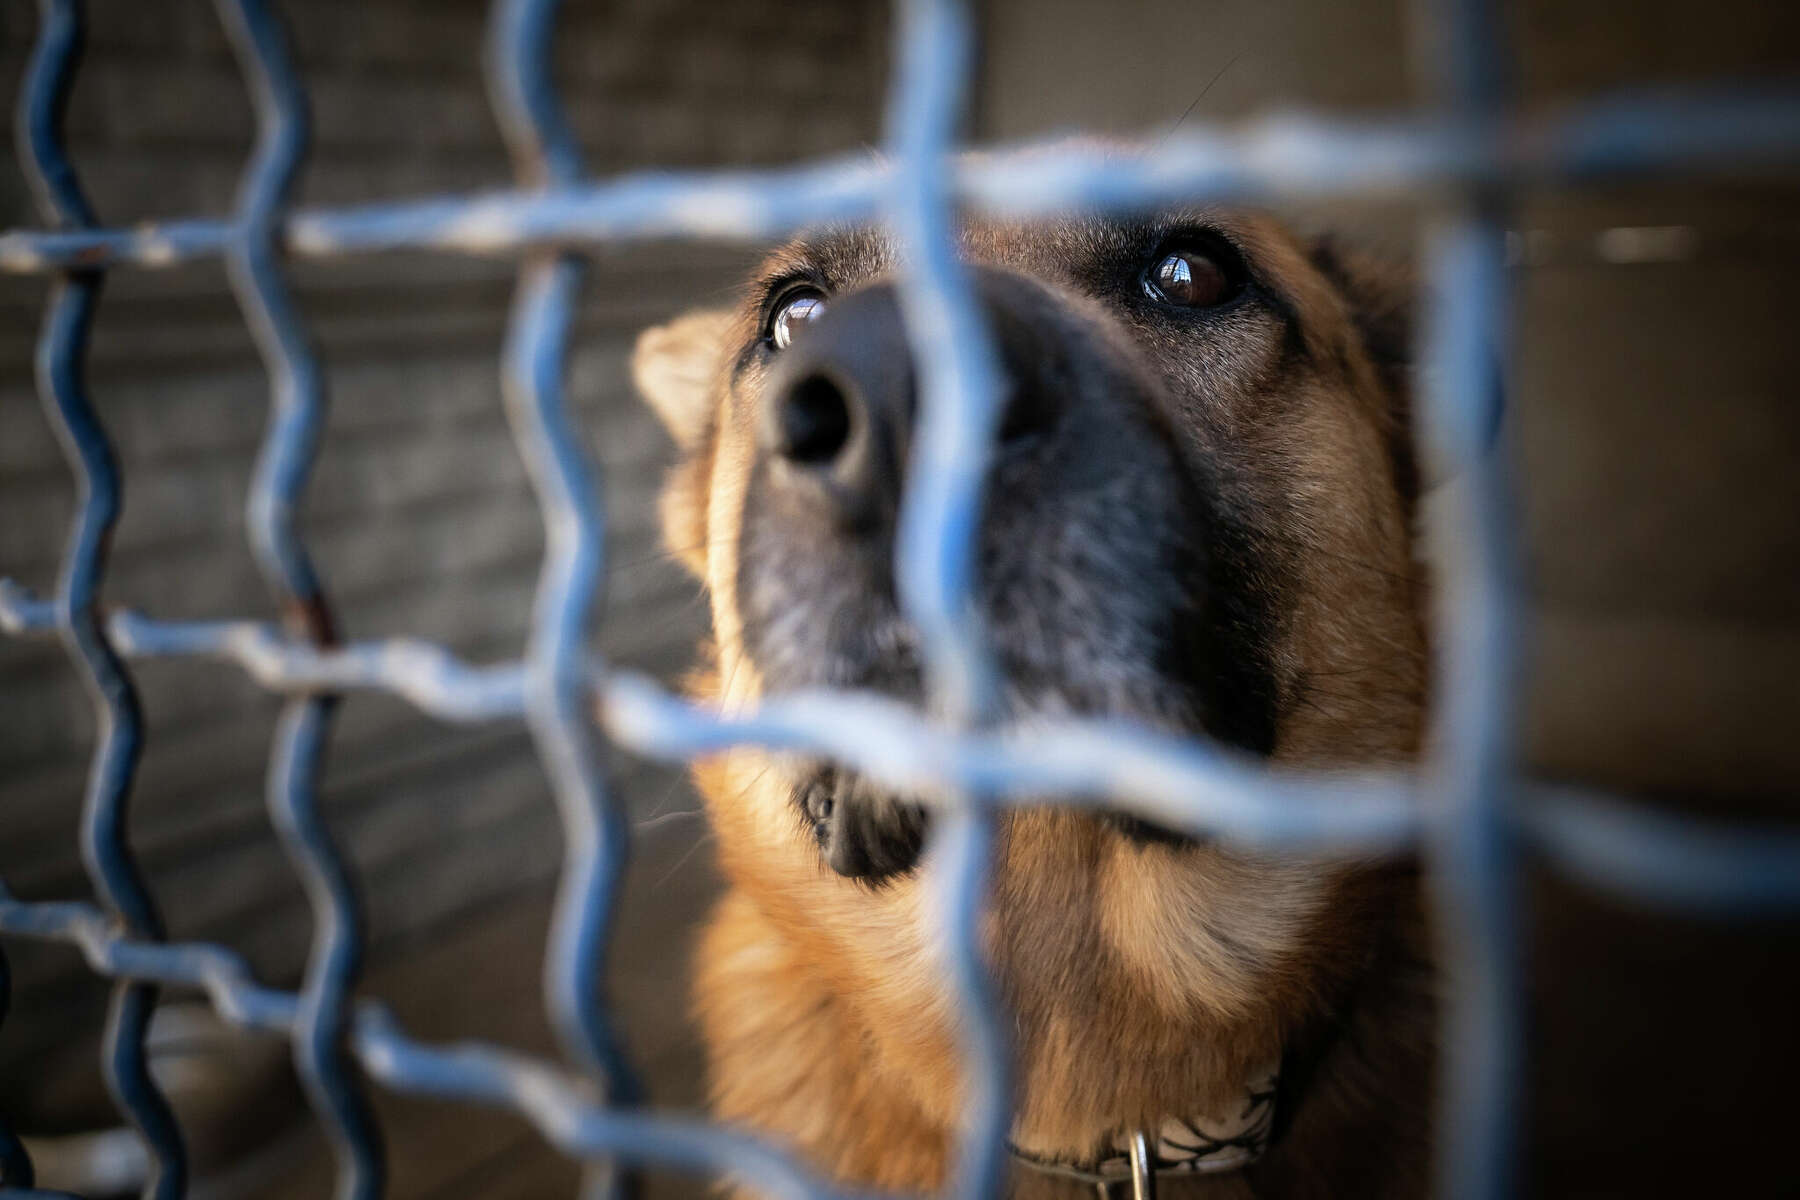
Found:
769,288 -> 827,350
1143,247 -> 1235,308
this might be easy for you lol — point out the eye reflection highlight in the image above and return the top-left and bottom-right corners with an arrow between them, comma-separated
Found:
771,291 -> 827,350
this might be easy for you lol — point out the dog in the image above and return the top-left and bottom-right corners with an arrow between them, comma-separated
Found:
631,198 -> 1436,1198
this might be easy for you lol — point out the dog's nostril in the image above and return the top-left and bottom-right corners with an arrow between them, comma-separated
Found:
995,382 -> 1057,447
776,373 -> 852,465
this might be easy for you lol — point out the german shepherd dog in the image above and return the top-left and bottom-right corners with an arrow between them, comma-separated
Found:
632,202 -> 1434,1198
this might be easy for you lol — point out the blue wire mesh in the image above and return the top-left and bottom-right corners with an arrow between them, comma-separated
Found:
3,0 -> 1800,1197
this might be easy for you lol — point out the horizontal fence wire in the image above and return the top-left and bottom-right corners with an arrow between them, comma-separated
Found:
2,0 -> 1800,1197
7,89 -> 1800,273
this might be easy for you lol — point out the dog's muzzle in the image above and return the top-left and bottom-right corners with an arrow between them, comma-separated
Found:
742,269 -> 1234,882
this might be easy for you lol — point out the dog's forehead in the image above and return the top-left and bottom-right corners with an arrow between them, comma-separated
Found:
757,209 -> 1288,295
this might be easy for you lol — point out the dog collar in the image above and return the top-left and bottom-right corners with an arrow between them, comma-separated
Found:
1008,1061 -> 1281,1198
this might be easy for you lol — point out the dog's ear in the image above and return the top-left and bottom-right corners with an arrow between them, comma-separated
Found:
633,307 -> 734,582
1308,239 -> 1427,506
632,307 -> 734,451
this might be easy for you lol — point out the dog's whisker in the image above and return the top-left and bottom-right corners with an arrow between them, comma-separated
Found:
639,769 -> 695,822
635,808 -> 705,834
651,829 -> 715,892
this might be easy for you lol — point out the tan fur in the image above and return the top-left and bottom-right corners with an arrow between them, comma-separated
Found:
635,207 -> 1433,1197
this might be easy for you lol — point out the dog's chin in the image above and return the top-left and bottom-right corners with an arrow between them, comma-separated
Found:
754,592 -> 1230,881
786,665 -> 1206,882
794,762 -> 1198,883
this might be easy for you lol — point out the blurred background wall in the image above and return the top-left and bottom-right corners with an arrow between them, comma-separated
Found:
978,3 -> 1800,1195
0,1 -> 886,1194
2,0 -> 1797,1197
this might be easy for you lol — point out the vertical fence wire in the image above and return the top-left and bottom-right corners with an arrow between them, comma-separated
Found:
881,0 -> 1012,1195
1420,216 -> 1520,1200
14,2 -> 190,1197
484,4 -> 643,1199
211,1 -> 385,1196
1413,0 -> 1522,1197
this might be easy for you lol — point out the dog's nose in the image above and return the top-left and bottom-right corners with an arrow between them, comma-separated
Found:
760,285 -> 914,526
760,275 -> 1055,527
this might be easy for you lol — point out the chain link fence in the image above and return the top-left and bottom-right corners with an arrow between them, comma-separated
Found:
3,0 -> 1800,1197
